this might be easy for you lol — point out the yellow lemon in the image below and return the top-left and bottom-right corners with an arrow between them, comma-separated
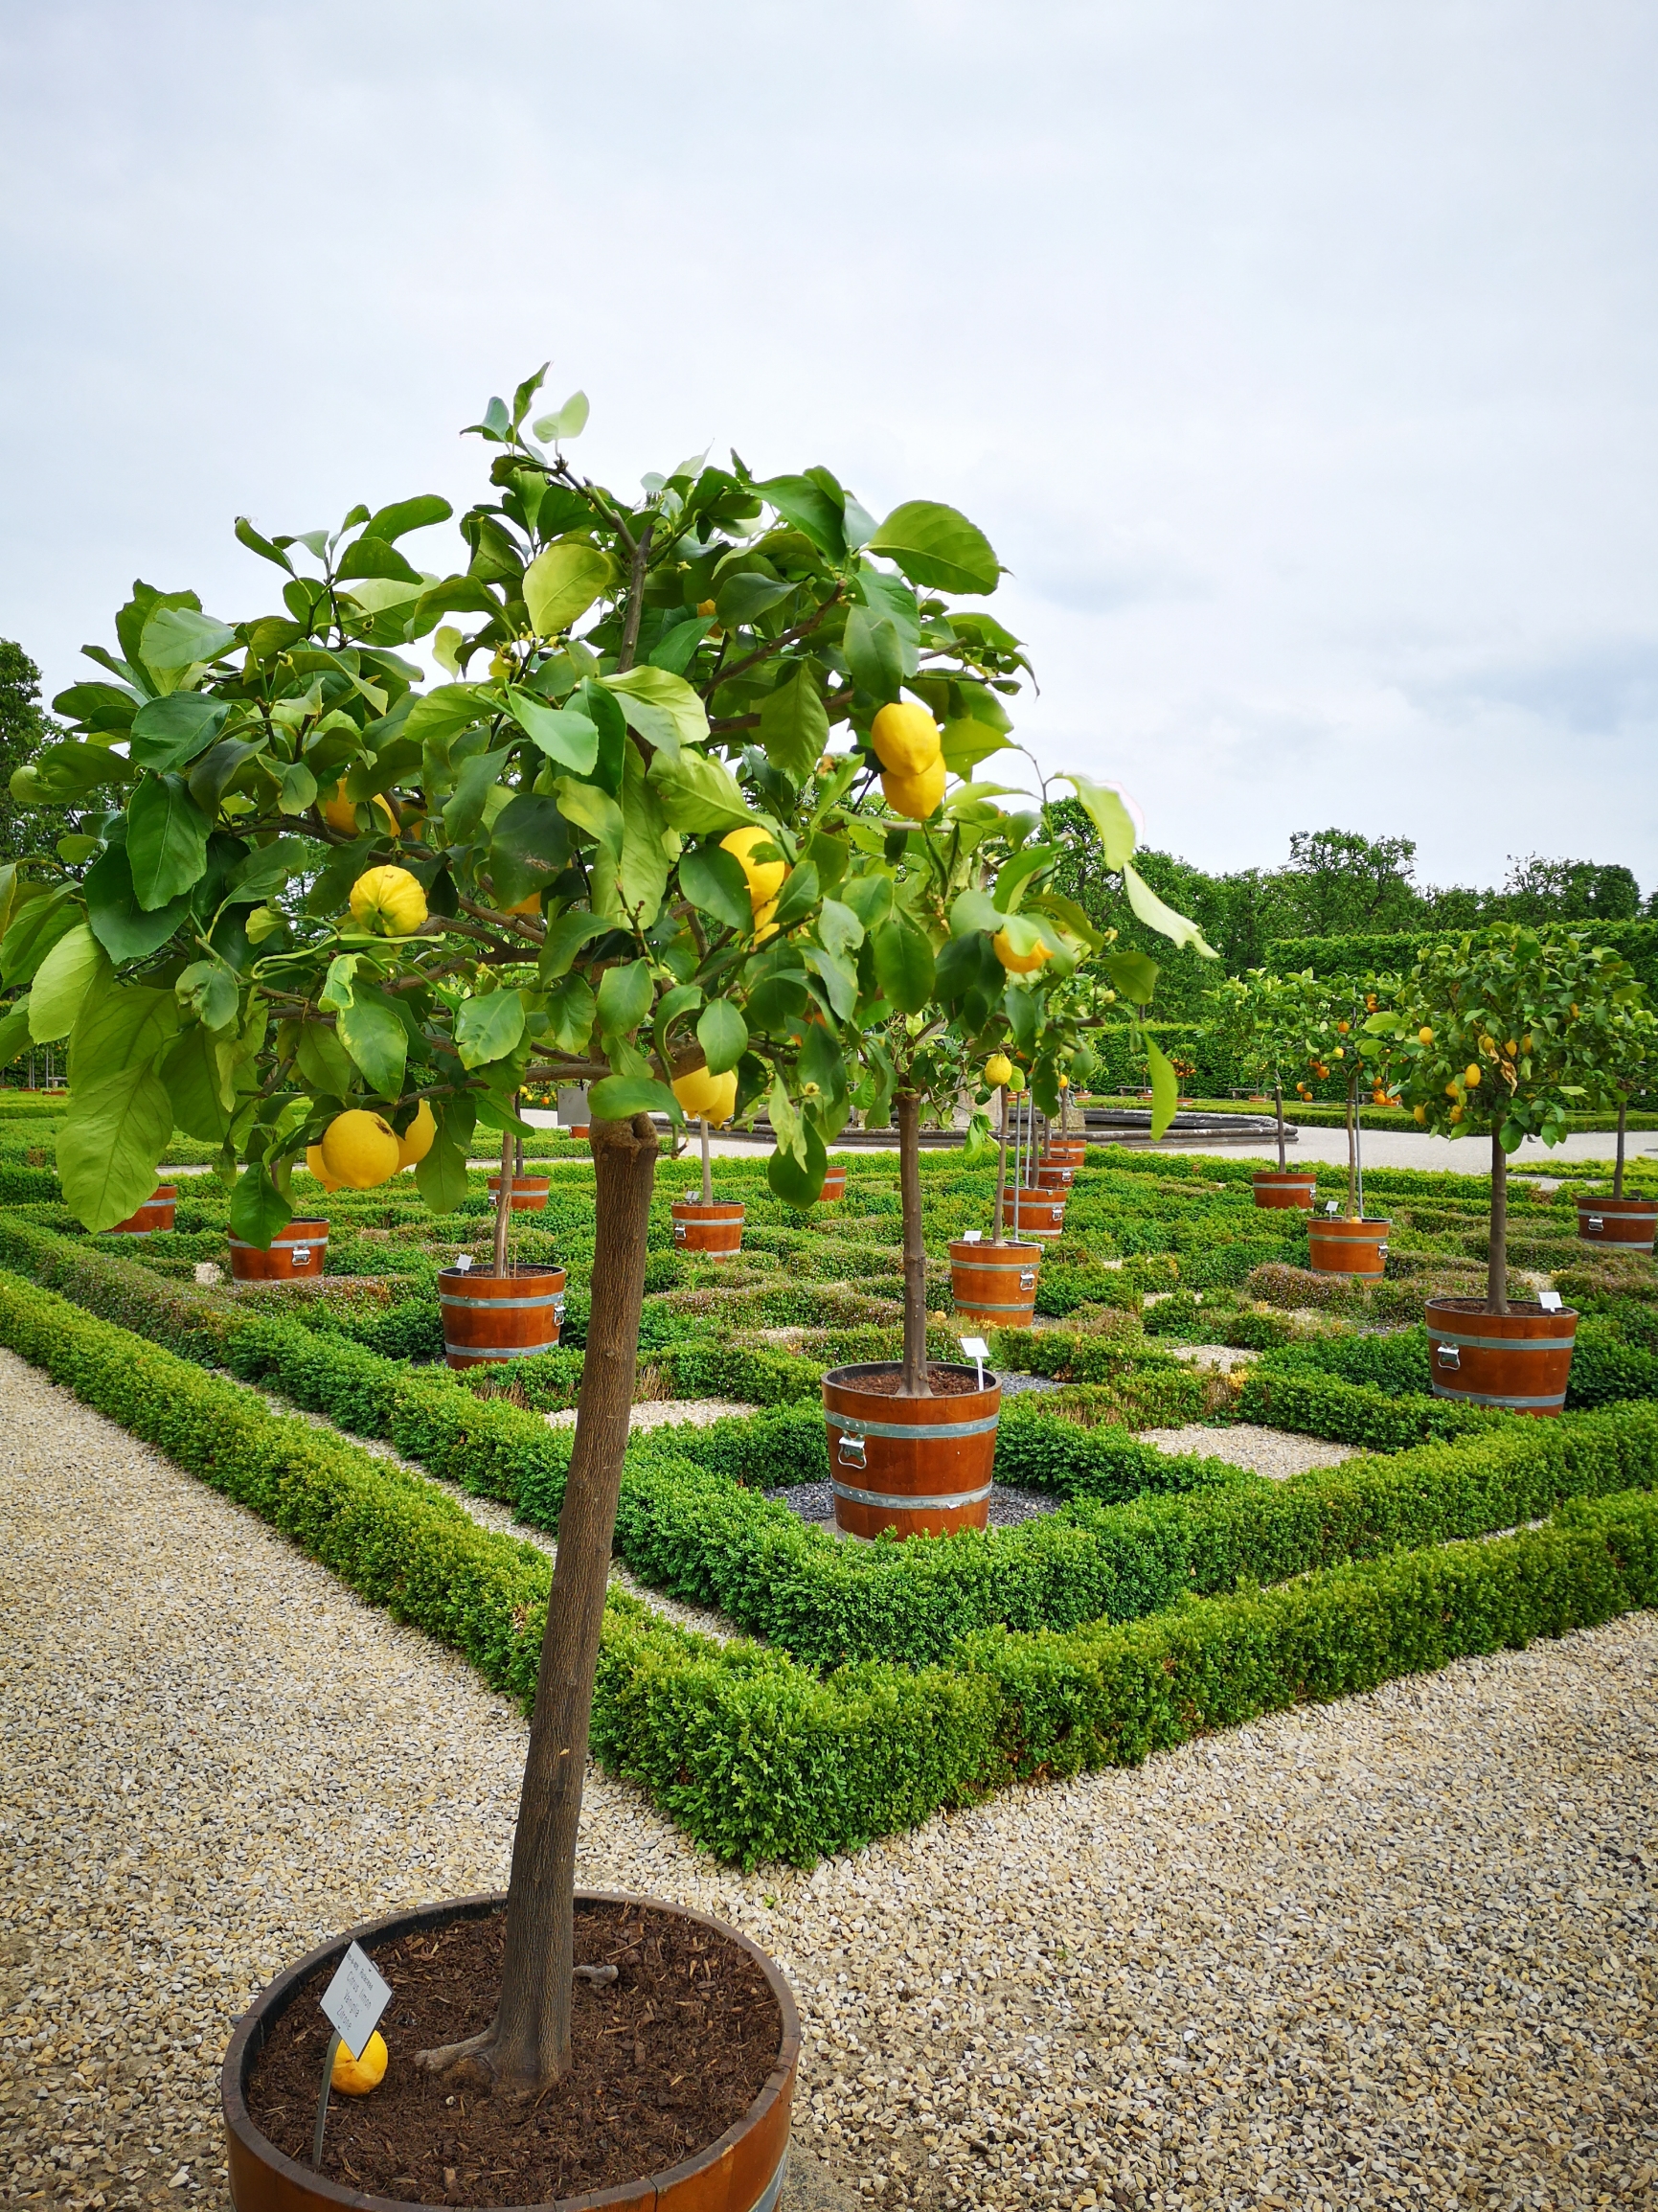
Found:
305,1143 -> 342,1194
1057,1072 -> 1070,1088
671,1065 -> 738,1127
1506,1038 -> 1518,1056
1444,1081 -> 1462,1100
1413,1104 -> 1427,1125
880,758 -> 946,821
985,1053 -> 1013,1087
1418,1027 -> 1434,1045
395,1099 -> 436,1168
993,928 -> 1050,975
350,864 -> 427,937
331,2031 -> 387,2096
321,783 -> 397,838
1464,1063 -> 1482,1087
1449,1104 -> 1464,1124
720,826 -> 787,927
320,1109 -> 400,1190
870,701 -> 943,778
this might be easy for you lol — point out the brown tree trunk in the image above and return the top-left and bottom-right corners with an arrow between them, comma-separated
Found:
419,1111 -> 660,2093
897,1088 -> 929,1395
1345,1080 -> 1358,1220
492,1122 -> 512,1276
1615,1103 -> 1627,1200
700,1116 -> 713,1206
1274,1079 -> 1286,1173
1487,1125 -> 1509,1314
991,1085 -> 1010,1246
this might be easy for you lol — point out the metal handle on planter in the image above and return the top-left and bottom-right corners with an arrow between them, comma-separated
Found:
673,1221 -> 688,1242
1436,1344 -> 1461,1370
291,1246 -> 311,1267
837,1433 -> 867,1469
1020,1270 -> 1036,1289
1588,1215 -> 1604,1232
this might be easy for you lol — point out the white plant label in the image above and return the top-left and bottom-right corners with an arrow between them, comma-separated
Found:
320,1942 -> 391,2063
960,1334 -> 990,1389
1538,1290 -> 1563,1311
960,1229 -> 982,1244
455,1253 -> 473,1272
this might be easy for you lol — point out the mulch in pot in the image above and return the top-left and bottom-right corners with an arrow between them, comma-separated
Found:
851,1363 -> 985,1397
244,1902 -> 781,2206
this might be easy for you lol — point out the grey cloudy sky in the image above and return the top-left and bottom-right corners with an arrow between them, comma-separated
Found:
3,0 -> 1654,890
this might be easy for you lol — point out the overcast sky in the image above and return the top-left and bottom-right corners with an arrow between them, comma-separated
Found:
3,0 -> 1654,892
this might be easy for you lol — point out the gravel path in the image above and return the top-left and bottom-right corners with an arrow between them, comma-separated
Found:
546,1396 -> 758,1432
2,1349 -> 1654,2212
1140,1421 -> 1358,1481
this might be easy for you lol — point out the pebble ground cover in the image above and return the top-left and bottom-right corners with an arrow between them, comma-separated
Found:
1,1095 -> 1656,2207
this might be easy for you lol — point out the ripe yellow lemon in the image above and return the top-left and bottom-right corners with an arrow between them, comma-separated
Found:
395,1099 -> 436,1168
870,701 -> 942,778
305,1143 -> 342,1194
1444,1081 -> 1462,1100
331,2031 -> 387,2096
1449,1104 -> 1465,1124
671,1065 -> 738,1126
350,865 -> 427,937
720,825 -> 787,919
1413,1104 -> 1427,1125
993,928 -> 1050,975
321,783 -> 397,838
1418,1027 -> 1434,1045
1057,1072 -> 1070,1088
880,758 -> 946,820
320,1109 -> 400,1190
985,1053 -> 1013,1087
1464,1062 -> 1482,1087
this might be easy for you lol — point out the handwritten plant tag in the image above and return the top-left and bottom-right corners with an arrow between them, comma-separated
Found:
320,1942 -> 392,2064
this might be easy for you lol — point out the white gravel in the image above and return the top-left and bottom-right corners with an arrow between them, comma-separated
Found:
2,1348 -> 1654,2212
1139,1421 -> 1359,1481
545,1396 -> 757,1432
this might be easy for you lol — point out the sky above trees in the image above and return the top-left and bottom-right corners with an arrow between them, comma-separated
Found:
2,0 -> 1654,886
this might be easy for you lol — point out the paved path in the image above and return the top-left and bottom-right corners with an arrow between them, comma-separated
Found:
2,1349 -> 1654,2212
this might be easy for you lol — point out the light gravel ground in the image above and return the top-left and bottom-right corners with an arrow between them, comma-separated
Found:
1139,1422 -> 1358,1481
545,1396 -> 757,1432
2,1349 -> 1655,2212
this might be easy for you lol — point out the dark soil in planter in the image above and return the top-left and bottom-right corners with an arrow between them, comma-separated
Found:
244,1901 -> 781,2206
852,1363 -> 984,1397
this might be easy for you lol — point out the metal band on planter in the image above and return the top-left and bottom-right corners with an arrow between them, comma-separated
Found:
826,1409 -> 1002,1443
439,1265 -> 566,1369
1423,1295 -> 1578,1419
831,1478 -> 995,1513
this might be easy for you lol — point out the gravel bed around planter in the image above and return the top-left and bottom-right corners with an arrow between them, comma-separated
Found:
1162,1344 -> 1261,1374
766,1481 -> 1058,1531
3,1347 -> 1655,2212
1139,1420 -> 1359,1481
545,1396 -> 758,1432
996,1372 -> 1062,1398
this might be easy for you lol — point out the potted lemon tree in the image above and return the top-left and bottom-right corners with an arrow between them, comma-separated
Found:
1371,924 -> 1652,1413
11,370 -> 1058,2204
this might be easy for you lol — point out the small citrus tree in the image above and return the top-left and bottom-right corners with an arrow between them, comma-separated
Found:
1212,967 -> 1393,1208
1370,924 -> 1653,1310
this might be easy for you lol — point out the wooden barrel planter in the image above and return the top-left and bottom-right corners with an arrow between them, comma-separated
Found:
439,1264 -> 565,1368
1000,1189 -> 1067,1241
1576,1195 -> 1657,1253
822,1362 -> 1001,1539
816,1162 -> 847,1203
949,1240 -> 1042,1328
1306,1215 -> 1390,1278
228,1220 -> 329,1283
1044,1137 -> 1087,1168
1034,1159 -> 1076,1191
107,1186 -> 177,1236
222,1890 -> 799,2212
486,1173 -> 552,1214
1253,1170 -> 1318,1211
671,1199 -> 745,1259
1424,1296 -> 1579,1417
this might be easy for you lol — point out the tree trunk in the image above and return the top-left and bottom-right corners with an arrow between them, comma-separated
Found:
1274,1080 -> 1285,1173
897,1088 -> 930,1395
492,1122 -> 512,1277
1487,1125 -> 1509,1314
991,1085 -> 1010,1246
419,1111 -> 660,2093
1615,1103 -> 1627,1200
1345,1080 -> 1359,1220
700,1116 -> 713,1206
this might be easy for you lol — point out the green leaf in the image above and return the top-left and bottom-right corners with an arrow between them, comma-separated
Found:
57,1065 -> 174,1233
361,493 -> 453,543
1102,949 -> 1160,1005
537,912 -> 609,981
752,475 -> 846,559
949,888 -> 1003,938
294,1020 -> 355,1096
613,740 -> 675,924
416,1127 -> 472,1213
844,604 -> 905,703
541,971 -> 596,1054
554,775 -> 625,857
337,990 -> 410,1095
589,1074 -> 677,1122
874,917 -> 936,1014
597,959 -> 653,1040
173,960 -> 240,1033
600,665 -> 709,756
868,500 -> 1000,596
1063,773 -> 1138,871
454,988 -> 525,1071
523,541 -> 613,637
279,760 -> 319,815
443,746 -> 512,843
1,885 -> 78,988
679,841 -> 753,932
531,390 -> 590,443
1147,1034 -> 1179,1141
697,997 -> 748,1075
127,774 -> 211,910
29,924 -> 107,1042
488,792 -> 571,909
767,1114 -> 827,1205
402,683 -> 494,747
318,954 -> 358,1015
1027,890 -> 1105,953
1124,862 -> 1216,957
83,841 -> 191,962
715,572 -> 796,627
757,670 -> 829,784
228,1167 -> 293,1249
647,745 -> 753,834
508,689 -> 599,775
67,975 -> 178,1092
139,605 -> 237,673
770,859 -> 820,932
816,898 -> 864,958
127,693 -> 231,772
0,999 -> 33,1068
647,617 -> 712,676
941,717 -> 1012,776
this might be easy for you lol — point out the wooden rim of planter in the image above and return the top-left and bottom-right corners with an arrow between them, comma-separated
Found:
1252,1169 -> 1316,1184
1423,1295 -> 1579,1330
669,1200 -> 746,1220
437,1265 -> 566,1294
229,1220 -> 330,1251
221,1889 -> 801,2212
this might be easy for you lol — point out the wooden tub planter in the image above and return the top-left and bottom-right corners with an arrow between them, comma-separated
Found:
1034,1158 -> 1076,1191
999,1190 -> 1067,1241
822,1362 -> 1001,1539
229,1220 -> 329,1283
1043,1137 -> 1087,1168
439,1265 -> 565,1369
1306,1215 -> 1390,1278
671,1199 -> 745,1259
816,1162 -> 848,1204
1424,1296 -> 1579,1417
486,1173 -> 552,1214
108,1186 -> 177,1235
222,1891 -> 800,2212
1252,1170 -> 1318,1212
1576,1195 -> 1657,1253
949,1239 -> 1042,1329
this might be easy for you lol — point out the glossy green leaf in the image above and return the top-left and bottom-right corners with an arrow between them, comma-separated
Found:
949,888 -> 1003,938
767,1114 -> 827,1205
648,745 -> 753,834
128,693 -> 231,772
1124,862 -> 1216,957
868,501 -> 1000,596
1064,773 -> 1138,871
715,572 -> 796,628
873,917 -> 936,1014
488,792 -> 570,909
770,859 -> 820,932
0,999 -> 33,1068
844,604 -> 905,703
139,605 -> 237,673
647,616 -> 712,676
1,886 -> 77,987
1102,949 -> 1160,1005
537,912 -> 610,981
597,959 -> 653,1040
757,669 -> 829,784
293,1020 -> 354,1097
454,988 -> 525,1071
228,1166 -> 293,1249
679,842 -> 753,932
523,541 -> 612,638
173,959 -> 240,1033
337,991 -> 410,1094
508,689 -> 599,774
940,718 -> 1012,775
696,997 -> 748,1075
612,741 -> 675,924
57,1064 -> 174,1233
1147,1034 -> 1179,1141
361,493 -> 453,543
401,683 -> 494,746
416,1128 -> 472,1213
589,1074 -> 677,1122
82,841 -> 191,962
127,774 -> 211,910
531,390 -> 589,443
278,760 -> 319,815
752,475 -> 846,559
29,924 -> 107,1042
601,665 -> 708,755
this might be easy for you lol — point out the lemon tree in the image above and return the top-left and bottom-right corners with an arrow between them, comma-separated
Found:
1211,967 -> 1396,1198
1366,924 -> 1653,1310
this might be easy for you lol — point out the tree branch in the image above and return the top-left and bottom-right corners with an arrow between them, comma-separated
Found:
698,588 -> 842,700
616,520 -> 654,674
